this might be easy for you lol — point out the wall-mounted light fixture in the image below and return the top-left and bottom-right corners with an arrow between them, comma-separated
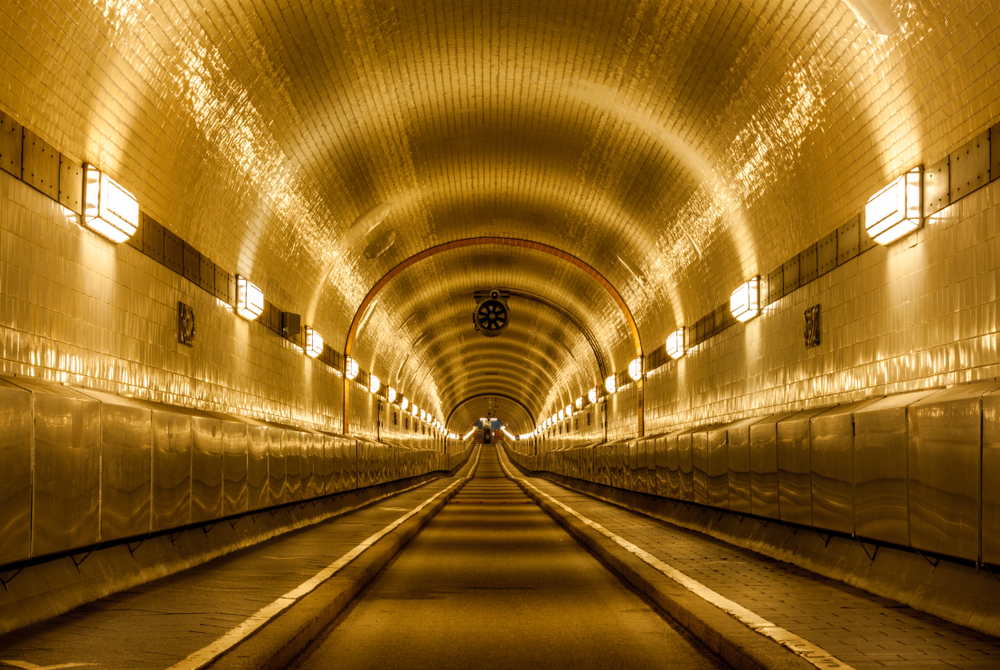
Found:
628,357 -> 643,381
345,357 -> 359,380
400,396 -> 409,411
82,164 -> 139,243
236,276 -> 264,320
666,327 -> 685,359
304,327 -> 323,358
588,387 -> 598,404
420,409 -> 426,421
866,166 -> 923,245
575,397 -> 583,409
388,387 -> 397,403
412,403 -> 418,416
730,277 -> 759,323
605,375 -> 616,395
558,409 -> 565,421
564,404 -> 572,416
369,374 -> 380,394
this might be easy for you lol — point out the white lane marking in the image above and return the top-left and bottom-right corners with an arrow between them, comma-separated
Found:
168,449 -> 481,670
1,663 -> 96,669
497,452 -> 853,670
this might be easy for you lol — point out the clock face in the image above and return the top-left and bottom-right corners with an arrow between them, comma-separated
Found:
474,298 -> 509,337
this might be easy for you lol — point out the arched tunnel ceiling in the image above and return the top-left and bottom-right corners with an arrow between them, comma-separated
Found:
351,245 -> 632,423
15,1 -> 999,431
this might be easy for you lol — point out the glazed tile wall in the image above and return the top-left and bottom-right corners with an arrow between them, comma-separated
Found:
630,179 -> 1000,435
0,172 -> 363,434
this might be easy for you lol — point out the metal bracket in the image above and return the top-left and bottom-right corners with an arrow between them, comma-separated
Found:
813,528 -> 832,547
914,547 -> 940,571
202,522 -> 217,535
0,565 -> 27,591
756,517 -> 769,529
127,534 -> 151,559
71,544 -> 99,572
857,537 -> 879,564
983,562 -> 1000,584
169,530 -> 185,545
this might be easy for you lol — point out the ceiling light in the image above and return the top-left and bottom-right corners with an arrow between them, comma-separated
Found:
82,164 -> 139,243
730,277 -> 759,323
605,375 -> 616,395
369,374 -> 380,394
666,328 -> 685,359
588,387 -> 597,403
628,357 -> 643,381
866,166 -> 923,245
236,276 -> 264,320
345,357 -> 359,380
304,327 -> 323,358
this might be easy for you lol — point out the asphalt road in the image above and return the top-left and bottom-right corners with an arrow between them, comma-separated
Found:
290,445 -> 730,670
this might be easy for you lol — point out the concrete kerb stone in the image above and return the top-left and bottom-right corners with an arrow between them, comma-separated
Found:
503,463 -> 815,670
204,468 -> 475,670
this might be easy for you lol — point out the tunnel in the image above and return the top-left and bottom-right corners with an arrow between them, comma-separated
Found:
2,0 -> 1000,668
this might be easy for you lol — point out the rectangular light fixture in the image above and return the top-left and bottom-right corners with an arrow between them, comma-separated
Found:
236,276 -> 264,320
388,387 -> 397,403
345,357 -> 359,380
82,164 -> 139,243
865,166 -> 922,245
605,374 -> 616,395
575,397 -> 583,409
588,387 -> 598,403
420,409 -> 426,420
401,397 -> 409,410
463,428 -> 475,440
369,374 -> 380,394
730,277 -> 759,323
628,357 -> 643,381
304,326 -> 323,358
666,327 -> 685,359
564,404 -> 572,416
558,409 -> 565,421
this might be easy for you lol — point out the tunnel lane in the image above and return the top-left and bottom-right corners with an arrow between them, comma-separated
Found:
289,445 -> 728,670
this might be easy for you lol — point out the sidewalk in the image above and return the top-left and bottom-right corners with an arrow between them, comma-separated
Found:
0,455 -> 477,670
503,455 -> 1000,670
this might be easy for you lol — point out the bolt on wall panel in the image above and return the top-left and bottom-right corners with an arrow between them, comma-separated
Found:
951,131 -> 990,200
142,214 -> 164,264
837,215 -> 860,265
810,399 -> 881,536
907,382 -> 1000,562
924,157 -> 950,217
20,130 -> 59,200
816,230 -> 838,277
182,243 -> 201,286
991,124 -> 1000,182
0,378 -> 32,566
799,243 -> 818,285
19,380 -> 101,557
853,390 -> 937,547
58,155 -> 83,215
163,228 -> 184,274
0,112 -> 22,177
783,256 -> 800,294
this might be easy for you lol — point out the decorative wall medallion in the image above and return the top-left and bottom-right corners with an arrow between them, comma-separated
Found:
804,304 -> 820,348
178,301 -> 196,346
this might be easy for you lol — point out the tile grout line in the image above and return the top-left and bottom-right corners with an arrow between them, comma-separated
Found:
497,452 -> 854,670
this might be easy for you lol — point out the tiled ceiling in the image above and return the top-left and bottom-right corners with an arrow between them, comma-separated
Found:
7,0 -> 998,430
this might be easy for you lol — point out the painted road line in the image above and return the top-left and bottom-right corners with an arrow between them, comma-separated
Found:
497,452 -> 853,670
168,449 -> 481,670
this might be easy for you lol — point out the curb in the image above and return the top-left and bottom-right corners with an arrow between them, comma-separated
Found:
203,475 -> 470,670
505,462 -> 817,670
